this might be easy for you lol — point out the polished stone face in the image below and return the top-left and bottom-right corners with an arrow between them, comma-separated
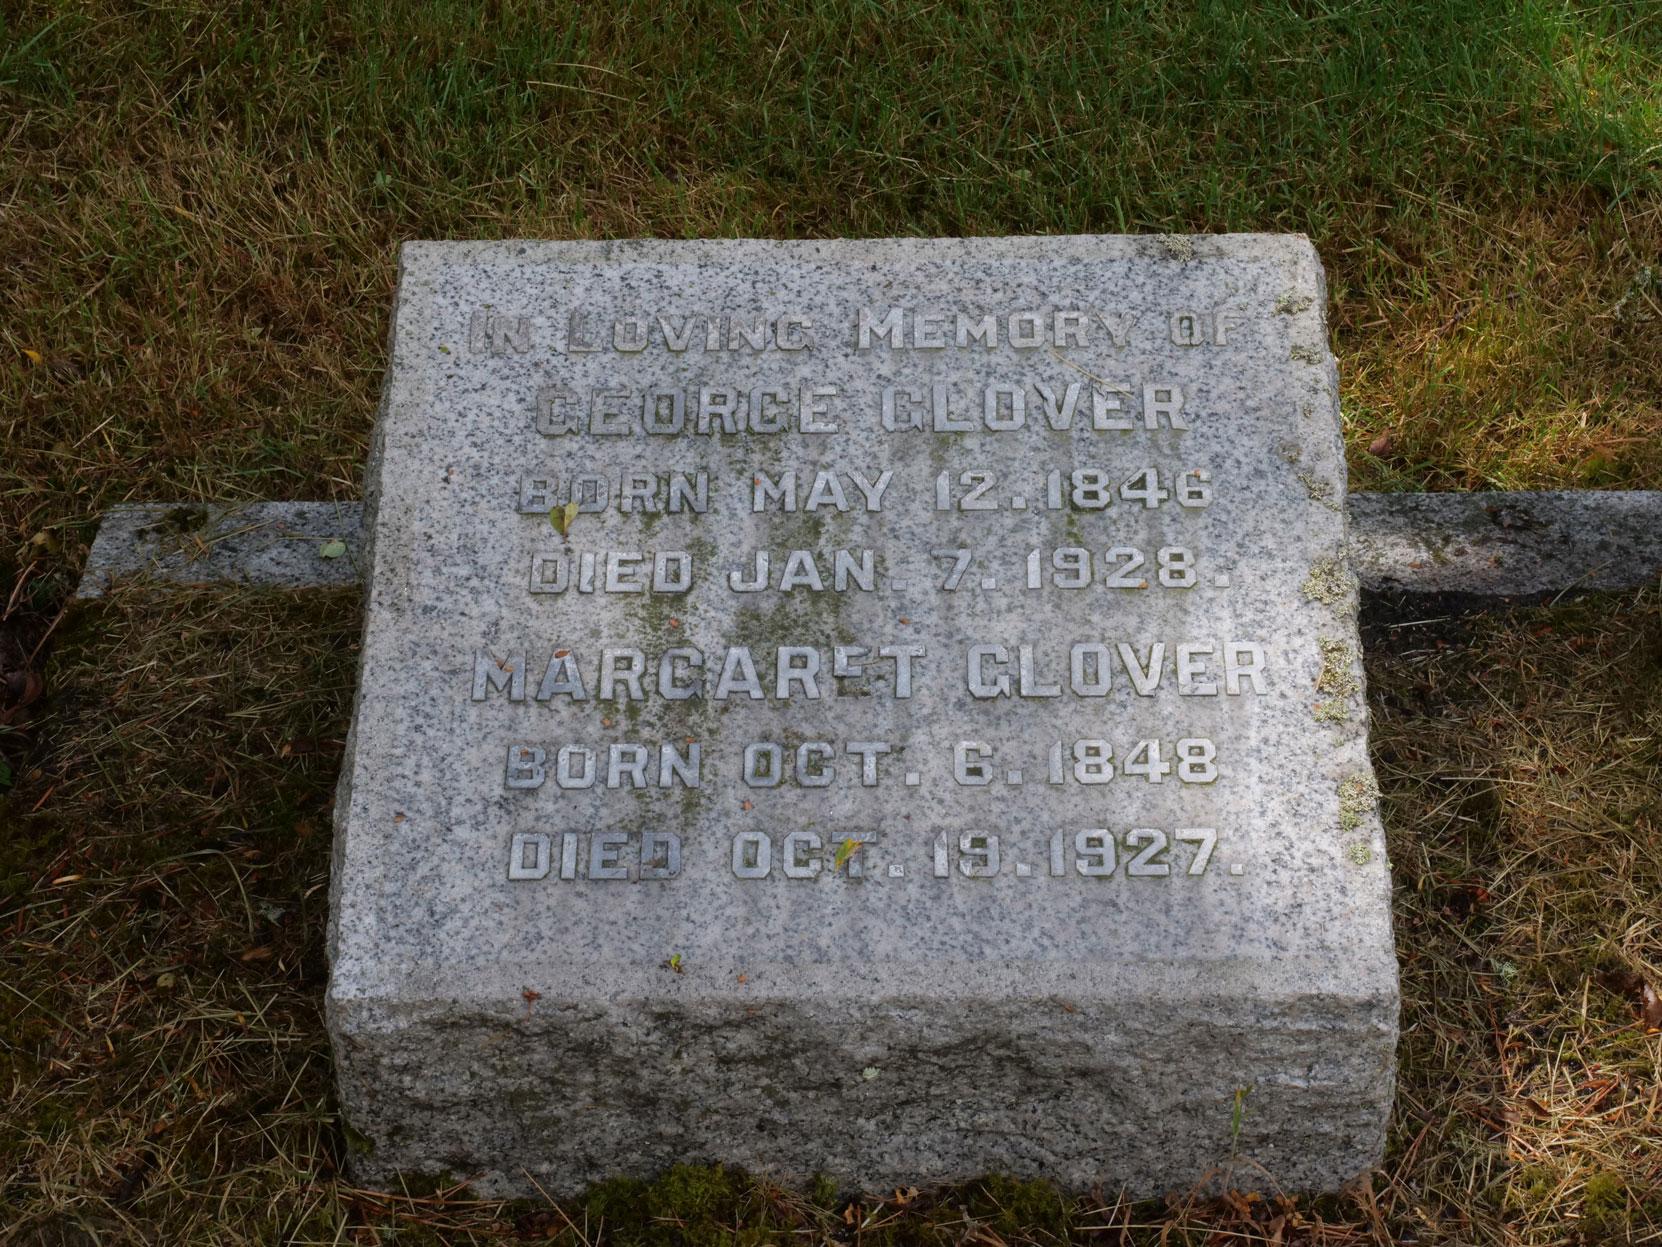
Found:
328,235 -> 1397,1197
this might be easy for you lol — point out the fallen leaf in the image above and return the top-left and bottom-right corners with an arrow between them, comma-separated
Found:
1368,432 -> 1394,457
240,946 -> 273,962
51,874 -> 84,885
2,671 -> 46,727
1594,969 -> 1660,1028
834,838 -> 863,869
113,1150 -> 154,1207
667,954 -> 683,974
736,973 -> 747,983
319,539 -> 347,559
741,800 -> 752,810
21,348 -> 42,364
549,500 -> 581,536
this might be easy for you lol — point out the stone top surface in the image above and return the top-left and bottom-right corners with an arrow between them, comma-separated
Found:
328,235 -> 1393,1008
75,502 -> 362,598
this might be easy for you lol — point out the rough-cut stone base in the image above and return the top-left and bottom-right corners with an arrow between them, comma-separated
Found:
332,957 -> 1396,1198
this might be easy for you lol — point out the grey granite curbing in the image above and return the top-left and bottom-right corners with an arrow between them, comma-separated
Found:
76,492 -> 1662,600
74,501 -> 364,599
1347,490 -> 1662,598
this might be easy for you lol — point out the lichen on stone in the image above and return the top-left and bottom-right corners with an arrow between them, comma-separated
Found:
1338,772 -> 1380,831
1347,842 -> 1373,866
1296,469 -> 1329,498
1315,637 -> 1361,698
1296,470 -> 1341,511
1160,235 -> 1196,262
1289,344 -> 1322,365
1313,700 -> 1349,724
1275,292 -> 1313,314
1300,556 -> 1356,607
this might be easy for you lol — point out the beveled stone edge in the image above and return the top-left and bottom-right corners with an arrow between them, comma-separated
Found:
75,491 -> 1662,601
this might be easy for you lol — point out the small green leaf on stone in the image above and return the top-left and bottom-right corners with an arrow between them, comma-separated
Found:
549,501 -> 581,536
319,539 -> 347,559
834,838 -> 863,869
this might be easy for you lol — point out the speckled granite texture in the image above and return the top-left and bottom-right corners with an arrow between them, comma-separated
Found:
328,236 -> 1397,1197
1348,490 -> 1662,597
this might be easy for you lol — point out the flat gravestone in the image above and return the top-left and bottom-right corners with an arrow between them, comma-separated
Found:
328,236 -> 1397,1197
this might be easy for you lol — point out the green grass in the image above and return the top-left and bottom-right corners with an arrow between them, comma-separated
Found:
3,2 -> 1662,1242
3,0 -> 1662,605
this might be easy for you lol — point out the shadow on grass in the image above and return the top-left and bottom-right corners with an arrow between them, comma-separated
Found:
0,583 -> 1658,1243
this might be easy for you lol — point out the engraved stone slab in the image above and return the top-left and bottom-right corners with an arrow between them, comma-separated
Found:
328,236 -> 1397,1197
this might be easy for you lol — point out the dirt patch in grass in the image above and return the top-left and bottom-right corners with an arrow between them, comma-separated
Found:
2,586 -> 1658,1242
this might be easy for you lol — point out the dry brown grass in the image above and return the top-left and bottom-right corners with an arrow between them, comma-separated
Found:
2,585 -> 1658,1244
1,588 -> 356,1245
4,2 -> 1662,1240
1366,590 -> 1662,1244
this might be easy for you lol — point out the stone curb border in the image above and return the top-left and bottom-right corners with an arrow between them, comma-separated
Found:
76,491 -> 1662,602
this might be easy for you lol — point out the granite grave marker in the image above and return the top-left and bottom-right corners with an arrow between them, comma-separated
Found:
327,235 -> 1398,1196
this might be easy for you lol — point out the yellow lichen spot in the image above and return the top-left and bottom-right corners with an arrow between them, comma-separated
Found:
1316,637 -> 1361,699
1338,772 -> 1381,831
1301,557 -> 1356,607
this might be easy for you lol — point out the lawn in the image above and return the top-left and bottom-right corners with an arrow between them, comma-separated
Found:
1,1 -> 1660,1242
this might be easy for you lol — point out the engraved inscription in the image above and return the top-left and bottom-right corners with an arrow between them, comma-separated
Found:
453,270 -> 1314,894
